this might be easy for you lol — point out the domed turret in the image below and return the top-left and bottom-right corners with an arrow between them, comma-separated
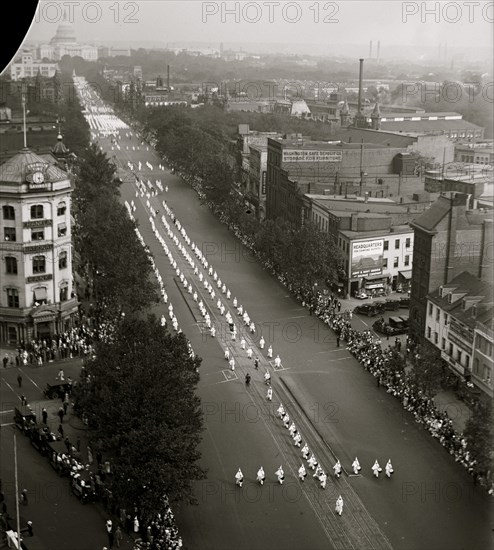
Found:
50,13 -> 77,45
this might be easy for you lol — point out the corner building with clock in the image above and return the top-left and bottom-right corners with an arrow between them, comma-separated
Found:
0,147 -> 78,344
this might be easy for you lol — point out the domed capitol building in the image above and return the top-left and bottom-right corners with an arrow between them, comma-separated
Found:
37,16 -> 98,61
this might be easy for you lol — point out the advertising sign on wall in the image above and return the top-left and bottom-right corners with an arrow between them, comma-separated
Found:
351,239 -> 384,278
282,149 -> 342,163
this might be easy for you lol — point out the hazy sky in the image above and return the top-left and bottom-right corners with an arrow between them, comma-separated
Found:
25,0 -> 493,54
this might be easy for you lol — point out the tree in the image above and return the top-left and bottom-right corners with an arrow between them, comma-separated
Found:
409,344 -> 445,397
464,400 -> 494,475
75,316 -> 206,519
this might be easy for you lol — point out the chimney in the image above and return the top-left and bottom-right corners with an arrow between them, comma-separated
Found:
357,58 -> 364,115
167,65 -> 170,89
377,41 -> 380,63
369,40 -> 373,59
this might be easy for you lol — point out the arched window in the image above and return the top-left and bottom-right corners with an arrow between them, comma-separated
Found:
2,205 -> 15,220
32,255 -> 46,274
31,204 -> 44,219
59,251 -> 67,269
59,282 -> 69,302
5,256 -> 18,275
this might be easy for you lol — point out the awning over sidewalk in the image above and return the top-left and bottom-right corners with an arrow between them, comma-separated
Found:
399,270 -> 412,280
363,274 -> 385,281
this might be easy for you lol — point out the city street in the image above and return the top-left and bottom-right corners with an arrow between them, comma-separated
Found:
91,118 -> 492,550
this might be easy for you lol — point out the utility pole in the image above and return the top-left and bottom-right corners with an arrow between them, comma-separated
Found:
359,139 -> 364,195
22,90 -> 27,148
14,433 -> 22,549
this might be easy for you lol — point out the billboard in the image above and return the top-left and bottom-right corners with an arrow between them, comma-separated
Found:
282,149 -> 342,163
351,239 -> 384,278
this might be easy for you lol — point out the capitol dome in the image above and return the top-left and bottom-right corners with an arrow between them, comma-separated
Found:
50,21 -> 77,45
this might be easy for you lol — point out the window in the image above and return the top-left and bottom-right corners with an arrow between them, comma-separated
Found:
474,358 -> 479,374
33,287 -> 47,305
444,314 -> 448,326
428,303 -> 433,315
434,332 -> 438,344
32,255 -> 46,274
405,237 -> 411,248
30,205 -> 44,219
6,256 -> 17,275
31,229 -> 44,241
436,309 -> 440,322
2,205 -> 15,220
7,288 -> 19,308
427,326 -> 431,339
465,356 -> 470,369
457,349 -> 462,362
383,258 -> 388,268
59,284 -> 68,302
57,223 -> 67,237
404,255 -> 410,267
449,342 -> 453,355
393,257 -> 399,268
4,227 -> 16,242
59,251 -> 67,269
383,240 -> 389,251
57,202 -> 66,216
395,239 -> 400,249
441,337 -> 446,350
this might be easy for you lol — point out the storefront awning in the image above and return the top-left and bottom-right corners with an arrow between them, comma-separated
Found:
33,288 -> 47,301
399,270 -> 412,280
363,274 -> 385,281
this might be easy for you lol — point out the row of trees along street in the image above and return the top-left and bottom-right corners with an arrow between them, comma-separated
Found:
53,77 -> 206,519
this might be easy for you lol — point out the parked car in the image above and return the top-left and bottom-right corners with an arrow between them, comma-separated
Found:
399,297 -> 410,308
384,299 -> 401,311
372,301 -> 387,314
44,382 -> 72,400
354,290 -> 369,300
372,318 -> 398,335
399,316 -> 410,328
388,316 -> 409,334
354,303 -> 381,317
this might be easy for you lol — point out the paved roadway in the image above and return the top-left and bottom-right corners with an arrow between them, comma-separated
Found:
94,127 -> 491,550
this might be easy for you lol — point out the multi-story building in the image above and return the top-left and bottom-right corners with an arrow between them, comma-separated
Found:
425,271 -> 493,399
10,51 -> 59,81
247,144 -> 268,220
0,148 -> 78,344
455,140 -> 494,165
307,195 -> 415,296
409,192 -> 493,340
35,20 -> 98,62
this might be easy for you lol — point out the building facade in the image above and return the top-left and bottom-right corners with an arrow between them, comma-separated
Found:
425,271 -> 493,399
409,192 -> 493,340
10,51 -> 59,81
0,149 -> 78,344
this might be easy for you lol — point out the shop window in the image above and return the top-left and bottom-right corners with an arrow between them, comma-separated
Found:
2,205 -> 15,220
30,204 -> 44,219
6,256 -> 18,274
32,255 -> 46,274
7,288 -> 19,308
4,227 -> 16,241
32,229 -> 44,241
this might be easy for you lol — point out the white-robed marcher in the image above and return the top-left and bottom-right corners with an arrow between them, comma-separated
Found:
229,358 -> 235,371
257,467 -> 265,485
301,444 -> 310,460
224,348 -> 230,361
276,404 -> 285,418
282,413 -> 290,428
210,326 -> 216,338
267,345 -> 273,358
308,454 -> 318,470
274,355 -> 281,368
319,471 -> 328,489
313,464 -> 323,478
226,289 -> 231,299
249,322 -> 256,334
235,468 -> 244,487
385,459 -> 394,478
259,336 -> 265,349
246,347 -> 253,359
160,315 -> 166,327
293,432 -> 302,447
333,459 -> 342,479
240,338 -> 246,350
335,495 -> 344,516
352,457 -> 361,475
233,297 -> 238,308
266,387 -> 273,401
288,422 -> 296,436
298,464 -> 307,481
372,460 -> 382,478
264,371 -> 271,385
275,466 -> 285,485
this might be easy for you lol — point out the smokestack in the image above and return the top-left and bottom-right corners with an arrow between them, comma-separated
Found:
369,40 -> 373,59
377,41 -> 380,63
357,58 -> 364,115
167,65 -> 170,89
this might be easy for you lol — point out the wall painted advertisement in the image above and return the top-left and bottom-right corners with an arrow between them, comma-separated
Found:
351,239 -> 384,278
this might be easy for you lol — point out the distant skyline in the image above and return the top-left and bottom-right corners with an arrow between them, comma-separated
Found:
20,0 -> 494,62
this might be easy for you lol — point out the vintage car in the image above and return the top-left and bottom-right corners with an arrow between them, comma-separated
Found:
43,382 -> 72,400
14,406 -> 37,433
46,440 -> 72,476
399,297 -> 410,308
354,303 -> 383,317
29,427 -> 57,455
388,316 -> 409,335
354,290 -> 369,300
383,299 -> 401,311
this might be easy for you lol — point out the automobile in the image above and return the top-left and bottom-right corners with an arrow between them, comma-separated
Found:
14,406 -> 36,433
384,299 -> 401,311
388,316 -> 409,335
372,301 -> 387,313
399,316 -> 410,328
372,318 -> 398,335
354,290 -> 369,300
354,303 -> 382,317
399,297 -> 410,308
43,382 -> 72,400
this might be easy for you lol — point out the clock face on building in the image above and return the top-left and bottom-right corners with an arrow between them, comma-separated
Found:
32,171 -> 45,184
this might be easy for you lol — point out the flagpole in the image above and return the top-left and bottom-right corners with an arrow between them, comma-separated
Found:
22,91 -> 27,148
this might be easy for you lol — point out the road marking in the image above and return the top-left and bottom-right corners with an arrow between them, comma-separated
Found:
1,379 -> 16,393
222,369 -> 238,382
20,368 -> 42,391
0,410 -> 14,415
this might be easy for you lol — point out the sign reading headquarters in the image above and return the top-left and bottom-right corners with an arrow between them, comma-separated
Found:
282,150 -> 343,163
351,239 -> 384,278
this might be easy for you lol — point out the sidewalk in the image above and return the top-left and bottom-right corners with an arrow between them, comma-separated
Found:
433,389 -> 472,433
